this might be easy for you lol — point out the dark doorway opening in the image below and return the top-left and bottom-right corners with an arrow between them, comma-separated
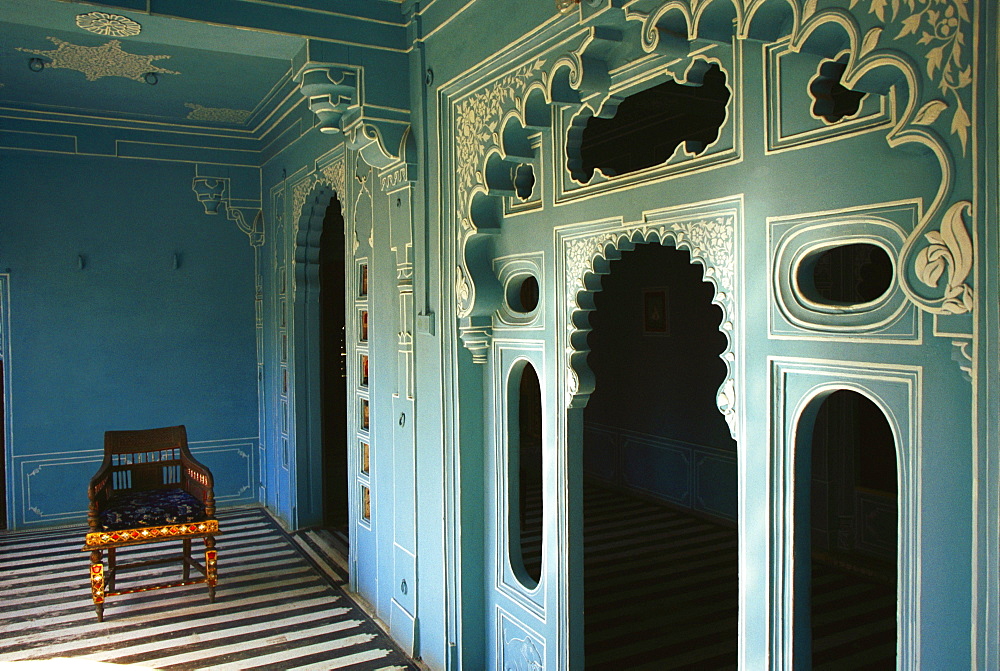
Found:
319,197 -> 348,540
582,243 -> 737,669
805,390 -> 897,668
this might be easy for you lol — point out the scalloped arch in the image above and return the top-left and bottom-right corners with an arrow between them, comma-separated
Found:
560,204 -> 739,437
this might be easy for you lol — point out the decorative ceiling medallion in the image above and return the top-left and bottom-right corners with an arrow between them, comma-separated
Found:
75,11 -> 142,37
185,103 -> 252,124
16,38 -> 178,82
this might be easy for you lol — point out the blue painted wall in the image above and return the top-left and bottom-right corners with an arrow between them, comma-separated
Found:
0,150 -> 259,528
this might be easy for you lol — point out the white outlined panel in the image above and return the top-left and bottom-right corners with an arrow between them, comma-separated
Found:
764,40 -> 894,155
491,338 -> 547,622
769,358 -> 920,669
768,200 -> 923,343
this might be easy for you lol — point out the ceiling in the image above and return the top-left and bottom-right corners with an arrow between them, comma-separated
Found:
0,0 -> 307,130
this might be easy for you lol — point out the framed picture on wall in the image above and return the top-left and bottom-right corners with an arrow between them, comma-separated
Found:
642,287 -> 669,336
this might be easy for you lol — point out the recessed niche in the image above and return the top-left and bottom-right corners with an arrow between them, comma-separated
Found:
810,58 -> 866,124
359,310 -> 369,341
359,263 -> 368,296
509,361 -> 543,589
361,485 -> 371,521
513,164 -> 536,201
573,62 -> 730,181
361,441 -> 370,474
506,274 -> 540,314
360,354 -> 369,386
361,398 -> 370,431
803,243 -> 893,305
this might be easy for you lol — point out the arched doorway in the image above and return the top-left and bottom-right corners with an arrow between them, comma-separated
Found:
582,243 -> 738,668
797,389 -> 897,668
319,197 -> 348,533
292,189 -> 349,533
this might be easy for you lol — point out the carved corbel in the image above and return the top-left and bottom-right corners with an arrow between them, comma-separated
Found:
296,64 -> 413,172
192,177 -> 264,247
296,66 -> 359,135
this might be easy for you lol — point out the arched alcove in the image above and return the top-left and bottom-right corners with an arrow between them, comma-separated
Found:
581,242 -> 737,667
293,186 -> 348,530
795,389 -> 898,668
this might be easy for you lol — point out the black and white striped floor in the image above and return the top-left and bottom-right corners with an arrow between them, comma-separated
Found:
0,508 -> 418,670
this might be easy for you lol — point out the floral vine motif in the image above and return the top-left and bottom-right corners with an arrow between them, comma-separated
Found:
658,216 -> 735,294
289,161 -> 346,220
562,214 -> 738,434
850,0 -> 973,152
914,200 -> 974,314
504,636 -> 543,671
455,59 -> 545,199
185,103 -> 251,124
456,265 -> 472,311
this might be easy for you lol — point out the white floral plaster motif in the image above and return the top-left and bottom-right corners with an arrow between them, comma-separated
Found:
18,37 -> 177,82
75,12 -> 141,37
562,211 -> 739,436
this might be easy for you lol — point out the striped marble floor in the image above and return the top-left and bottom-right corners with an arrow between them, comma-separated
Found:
0,508 -> 418,670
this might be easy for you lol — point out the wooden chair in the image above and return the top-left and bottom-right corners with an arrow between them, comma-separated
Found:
82,425 -> 219,621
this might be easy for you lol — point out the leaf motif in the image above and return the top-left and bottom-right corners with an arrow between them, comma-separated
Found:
925,230 -> 944,245
913,100 -> 948,125
926,45 -> 945,79
896,13 -> 922,39
891,0 -> 900,19
803,0 -> 818,20
872,0 -> 887,22
951,104 -> 971,153
861,27 -> 883,57
915,247 -> 946,287
956,0 -> 970,22
958,67 -> 972,88
918,31 -> 934,45
962,285 -> 975,311
939,201 -> 973,285
942,297 -> 965,314
849,0 -> 860,8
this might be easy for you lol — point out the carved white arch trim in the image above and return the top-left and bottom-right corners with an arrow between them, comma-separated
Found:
558,196 -> 741,439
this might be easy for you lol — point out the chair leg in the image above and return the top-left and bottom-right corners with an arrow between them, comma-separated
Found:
205,536 -> 217,602
107,548 -> 116,593
90,550 -> 105,622
183,539 -> 191,580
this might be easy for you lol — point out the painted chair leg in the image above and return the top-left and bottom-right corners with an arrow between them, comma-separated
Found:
90,550 -> 106,622
106,547 -> 116,593
205,536 -> 217,602
183,539 -> 191,580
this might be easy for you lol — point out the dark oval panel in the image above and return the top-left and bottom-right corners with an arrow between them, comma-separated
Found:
802,243 -> 893,305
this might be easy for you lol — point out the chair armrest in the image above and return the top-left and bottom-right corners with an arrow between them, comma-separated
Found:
87,456 -> 114,530
180,449 -> 215,517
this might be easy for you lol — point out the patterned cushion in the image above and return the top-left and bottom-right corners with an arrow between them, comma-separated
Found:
100,488 -> 206,531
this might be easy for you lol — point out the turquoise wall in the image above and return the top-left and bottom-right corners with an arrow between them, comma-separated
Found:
0,151 -> 259,528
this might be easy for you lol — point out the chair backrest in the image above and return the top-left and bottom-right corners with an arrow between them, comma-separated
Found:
103,425 -> 188,492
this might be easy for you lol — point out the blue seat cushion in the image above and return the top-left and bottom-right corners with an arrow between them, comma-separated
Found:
99,488 -> 207,531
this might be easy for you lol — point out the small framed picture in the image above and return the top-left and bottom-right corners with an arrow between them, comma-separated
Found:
642,287 -> 670,336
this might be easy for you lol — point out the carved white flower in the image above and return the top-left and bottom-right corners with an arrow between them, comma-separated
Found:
75,12 -> 141,37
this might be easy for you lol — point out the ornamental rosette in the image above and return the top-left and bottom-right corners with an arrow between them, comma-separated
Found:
75,12 -> 141,37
